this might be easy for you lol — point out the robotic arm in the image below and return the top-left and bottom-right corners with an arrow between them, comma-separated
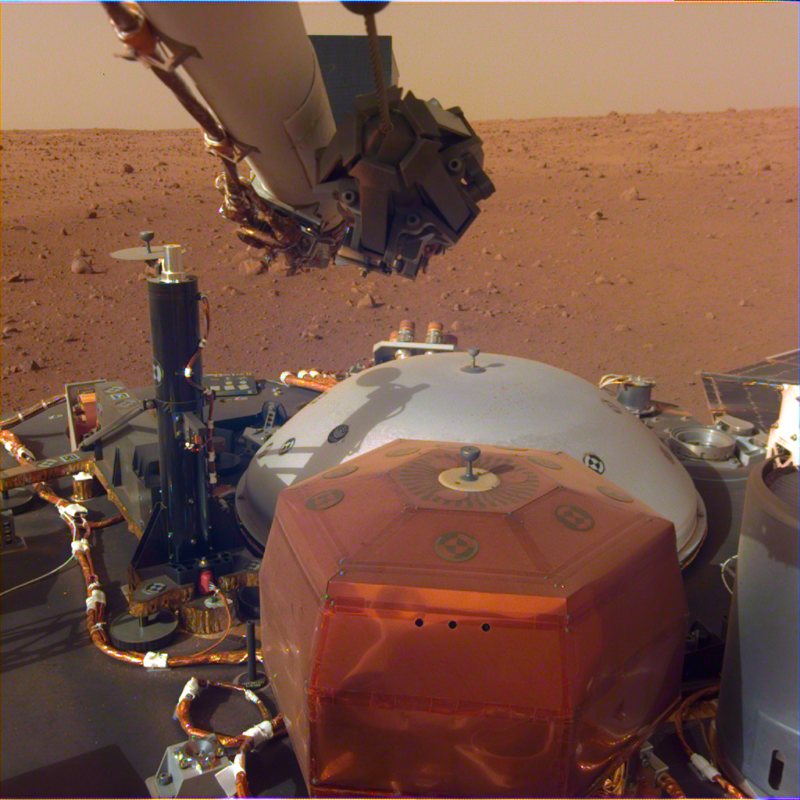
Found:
102,1 -> 494,278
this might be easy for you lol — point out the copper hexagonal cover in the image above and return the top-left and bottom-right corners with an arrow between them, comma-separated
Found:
260,440 -> 687,798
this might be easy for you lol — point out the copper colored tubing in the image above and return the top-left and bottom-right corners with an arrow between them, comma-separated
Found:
174,678 -> 272,748
282,375 -> 336,393
714,776 -> 745,799
657,772 -> 687,799
0,394 -> 65,429
235,714 -> 285,798
305,371 -> 339,387
235,735 -> 256,798
87,515 -> 124,530
674,685 -> 720,757
673,686 -> 746,799
1,429 -> 73,511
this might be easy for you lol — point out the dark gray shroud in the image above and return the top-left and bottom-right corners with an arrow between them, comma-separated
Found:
717,460 -> 799,799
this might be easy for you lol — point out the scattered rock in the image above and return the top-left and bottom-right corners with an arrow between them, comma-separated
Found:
238,259 -> 267,277
738,299 -> 752,307
686,141 -> 702,151
85,209 -> 98,219
620,186 -> 642,201
588,210 -> 606,220
5,271 -> 23,283
70,257 -> 93,275
614,323 -> 631,333
594,274 -> 613,285
481,247 -> 491,255
9,223 -> 27,231
494,253 -> 505,261
2,325 -> 20,335
122,163 -> 135,174
60,226 -> 69,236
73,248 -> 88,257
453,302 -> 465,312
20,357 -> 42,373
532,259 -> 544,268
450,320 -> 460,332
705,311 -> 716,320
356,292 -> 377,309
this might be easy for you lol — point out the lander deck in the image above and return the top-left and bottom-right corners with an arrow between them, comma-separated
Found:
2,368 -> 781,799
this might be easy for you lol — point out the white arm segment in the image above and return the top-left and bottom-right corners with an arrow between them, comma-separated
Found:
137,1 -> 341,229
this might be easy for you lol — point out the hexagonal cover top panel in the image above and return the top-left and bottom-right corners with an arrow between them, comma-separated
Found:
274,439 -> 668,598
388,446 -> 556,514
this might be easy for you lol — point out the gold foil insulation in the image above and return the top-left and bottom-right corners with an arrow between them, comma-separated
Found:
181,593 -> 238,634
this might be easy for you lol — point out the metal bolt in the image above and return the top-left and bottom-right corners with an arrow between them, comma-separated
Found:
460,445 -> 480,482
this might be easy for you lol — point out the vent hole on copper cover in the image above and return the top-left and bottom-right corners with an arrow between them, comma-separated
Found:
414,618 -> 424,627
448,620 -> 457,629
481,623 -> 491,632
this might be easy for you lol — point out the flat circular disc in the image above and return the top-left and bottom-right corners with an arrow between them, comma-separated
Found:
438,467 -> 499,492
2,486 -> 36,514
110,246 -> 165,261
109,610 -> 179,653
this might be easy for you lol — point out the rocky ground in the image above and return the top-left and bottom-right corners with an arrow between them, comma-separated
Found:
1,107 -> 797,421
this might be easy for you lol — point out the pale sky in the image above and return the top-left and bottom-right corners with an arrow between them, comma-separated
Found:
1,1 -> 798,129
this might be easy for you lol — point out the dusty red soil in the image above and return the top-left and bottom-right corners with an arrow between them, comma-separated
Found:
2,107 -> 798,421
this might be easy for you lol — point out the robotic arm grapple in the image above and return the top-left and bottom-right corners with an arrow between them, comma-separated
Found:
102,1 -> 493,278
316,87 -> 495,278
